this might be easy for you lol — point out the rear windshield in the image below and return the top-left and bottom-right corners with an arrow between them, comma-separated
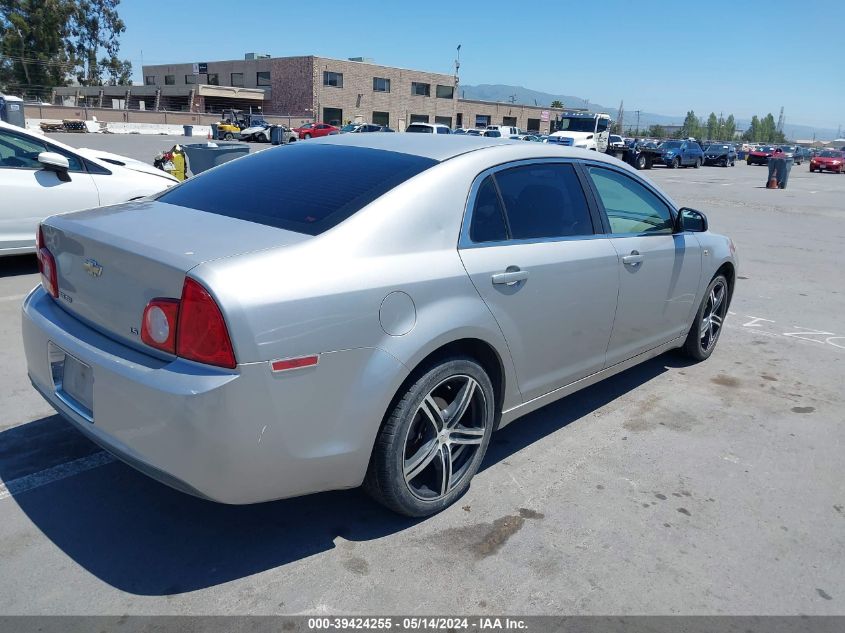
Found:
157,144 -> 437,235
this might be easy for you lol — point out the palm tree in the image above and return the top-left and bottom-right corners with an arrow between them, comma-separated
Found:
550,100 -> 563,109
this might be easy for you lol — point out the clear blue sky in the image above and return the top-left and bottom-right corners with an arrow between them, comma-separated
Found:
118,0 -> 844,131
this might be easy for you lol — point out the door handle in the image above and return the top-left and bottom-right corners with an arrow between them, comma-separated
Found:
492,267 -> 529,286
622,251 -> 644,266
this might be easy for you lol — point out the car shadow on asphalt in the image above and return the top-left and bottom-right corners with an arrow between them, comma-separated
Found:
0,254 -> 38,278
0,354 -> 691,596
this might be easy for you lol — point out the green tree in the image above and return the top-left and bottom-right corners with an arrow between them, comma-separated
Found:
706,112 -> 718,139
550,99 -> 563,109
0,0 -> 75,97
647,124 -> 665,138
682,110 -> 701,139
742,115 -> 761,142
68,0 -> 130,86
101,55 -> 131,85
723,114 -> 736,140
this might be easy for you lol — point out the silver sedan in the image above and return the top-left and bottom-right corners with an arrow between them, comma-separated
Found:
22,135 -> 737,516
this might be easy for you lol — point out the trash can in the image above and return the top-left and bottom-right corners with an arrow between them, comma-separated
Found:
270,125 -> 285,145
0,95 -> 26,128
183,125 -> 193,137
210,123 -> 219,140
182,142 -> 249,176
766,156 -> 793,189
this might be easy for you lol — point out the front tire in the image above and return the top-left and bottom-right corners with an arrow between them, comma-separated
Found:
636,153 -> 647,170
303,133 -> 312,139
364,357 -> 495,517
682,274 -> 730,361
670,157 -> 680,169
224,132 -> 234,140
694,157 -> 701,168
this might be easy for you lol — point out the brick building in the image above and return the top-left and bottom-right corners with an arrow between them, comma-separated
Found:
113,53 -> 565,133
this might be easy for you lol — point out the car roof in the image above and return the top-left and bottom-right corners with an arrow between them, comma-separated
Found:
308,132 -> 633,166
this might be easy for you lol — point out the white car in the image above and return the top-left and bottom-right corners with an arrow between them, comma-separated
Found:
405,123 -> 451,134
0,121 -> 178,256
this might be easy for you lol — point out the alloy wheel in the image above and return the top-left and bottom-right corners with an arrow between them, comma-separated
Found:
402,375 -> 488,501
700,279 -> 727,352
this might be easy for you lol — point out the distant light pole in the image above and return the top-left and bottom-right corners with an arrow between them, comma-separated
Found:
635,110 -> 641,135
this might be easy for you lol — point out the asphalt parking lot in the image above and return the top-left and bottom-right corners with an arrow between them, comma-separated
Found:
1,138 -> 843,615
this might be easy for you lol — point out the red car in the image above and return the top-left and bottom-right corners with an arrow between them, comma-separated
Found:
809,150 -> 845,174
293,122 -> 339,139
746,145 -> 777,165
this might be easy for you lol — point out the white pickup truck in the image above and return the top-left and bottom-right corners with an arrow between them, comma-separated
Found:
547,111 -> 612,152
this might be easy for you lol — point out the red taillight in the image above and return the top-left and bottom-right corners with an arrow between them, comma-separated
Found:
141,298 -> 180,354
176,278 -> 236,369
140,278 -> 236,369
36,225 -> 59,299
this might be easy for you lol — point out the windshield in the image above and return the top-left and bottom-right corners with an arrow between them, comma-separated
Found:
708,144 -> 730,151
406,125 -> 432,133
660,141 -> 682,150
819,150 -> 843,158
556,117 -> 596,133
760,146 -> 776,152
340,124 -> 359,132
780,146 -> 796,152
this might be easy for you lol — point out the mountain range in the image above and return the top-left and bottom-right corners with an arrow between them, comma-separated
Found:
460,84 -> 840,141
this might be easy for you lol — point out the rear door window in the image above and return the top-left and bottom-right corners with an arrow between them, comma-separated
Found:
493,163 -> 595,240
157,144 -> 437,235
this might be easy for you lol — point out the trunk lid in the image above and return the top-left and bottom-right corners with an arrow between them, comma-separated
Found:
43,199 -> 309,355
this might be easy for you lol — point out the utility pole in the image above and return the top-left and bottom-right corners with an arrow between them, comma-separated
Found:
617,100 -> 624,135
454,44 -> 461,92
635,110 -> 641,135
776,106 -> 784,134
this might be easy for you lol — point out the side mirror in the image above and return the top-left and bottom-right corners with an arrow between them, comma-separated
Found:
677,207 -> 708,233
38,152 -> 71,181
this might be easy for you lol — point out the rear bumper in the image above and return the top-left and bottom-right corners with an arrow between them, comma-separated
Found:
22,286 -> 408,504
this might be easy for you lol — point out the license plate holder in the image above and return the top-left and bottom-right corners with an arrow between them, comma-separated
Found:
49,342 -> 94,422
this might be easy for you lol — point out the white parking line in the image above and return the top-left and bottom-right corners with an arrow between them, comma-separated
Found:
0,451 -> 114,501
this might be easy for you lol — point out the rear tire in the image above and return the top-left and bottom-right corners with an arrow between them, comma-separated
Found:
681,274 -> 730,362
671,157 -> 680,169
364,357 -> 495,517
224,132 -> 234,140
636,153 -> 647,170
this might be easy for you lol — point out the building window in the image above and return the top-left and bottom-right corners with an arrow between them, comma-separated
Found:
435,116 -> 452,128
323,71 -> 343,88
410,114 -> 430,124
372,111 -> 389,126
475,114 -> 491,128
164,75 -> 175,85
411,82 -> 430,97
456,113 -> 463,128
257,71 -> 271,86
207,73 -> 219,85
185,74 -> 196,84
527,118 -> 540,131
435,85 -> 454,99
231,72 -> 244,87
144,75 -> 156,85
372,77 -> 390,93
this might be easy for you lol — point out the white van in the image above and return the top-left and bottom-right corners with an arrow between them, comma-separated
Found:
486,125 -> 520,138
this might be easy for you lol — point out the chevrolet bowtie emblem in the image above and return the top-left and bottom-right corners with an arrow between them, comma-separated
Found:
83,258 -> 103,277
